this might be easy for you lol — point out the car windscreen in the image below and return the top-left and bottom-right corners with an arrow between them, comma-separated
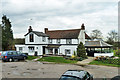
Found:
59,76 -> 81,80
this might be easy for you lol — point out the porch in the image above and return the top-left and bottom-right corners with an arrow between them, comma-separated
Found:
85,40 -> 113,57
44,45 -> 61,55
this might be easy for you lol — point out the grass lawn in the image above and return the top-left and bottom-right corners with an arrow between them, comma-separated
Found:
89,60 -> 120,67
38,56 -> 77,64
27,56 -> 39,60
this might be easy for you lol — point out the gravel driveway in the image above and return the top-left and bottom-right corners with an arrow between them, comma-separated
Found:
1,60 -> 119,79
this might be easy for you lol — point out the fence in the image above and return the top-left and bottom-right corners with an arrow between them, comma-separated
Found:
100,58 -> 120,65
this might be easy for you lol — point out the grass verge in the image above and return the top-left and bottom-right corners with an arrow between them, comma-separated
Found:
27,56 -> 39,60
89,60 -> 120,67
38,56 -> 77,64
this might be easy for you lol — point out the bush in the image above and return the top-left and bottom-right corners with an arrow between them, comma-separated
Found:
114,49 -> 120,57
77,42 -> 87,58
77,57 -> 84,61
72,57 -> 85,61
73,51 -> 77,56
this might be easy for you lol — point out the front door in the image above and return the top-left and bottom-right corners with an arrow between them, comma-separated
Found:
34,51 -> 38,56
55,49 -> 58,55
43,46 -> 45,55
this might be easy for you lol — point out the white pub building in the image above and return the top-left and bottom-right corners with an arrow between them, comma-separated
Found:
15,24 -> 113,57
15,24 -> 91,56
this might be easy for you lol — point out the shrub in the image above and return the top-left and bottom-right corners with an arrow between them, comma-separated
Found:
72,57 -> 85,61
76,57 -> 85,61
73,51 -> 77,56
114,49 -> 120,57
77,42 -> 87,58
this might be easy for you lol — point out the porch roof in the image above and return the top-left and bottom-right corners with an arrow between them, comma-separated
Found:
85,40 -> 113,48
46,45 -> 61,48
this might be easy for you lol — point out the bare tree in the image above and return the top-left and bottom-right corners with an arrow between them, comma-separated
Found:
90,29 -> 102,39
107,30 -> 118,43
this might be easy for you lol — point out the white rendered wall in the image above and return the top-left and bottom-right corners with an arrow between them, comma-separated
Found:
25,32 -> 49,44
78,30 -> 85,44
59,45 -> 77,56
48,39 -> 78,44
94,53 -> 114,57
15,45 -> 27,53
15,44 -> 48,56
25,45 -> 47,55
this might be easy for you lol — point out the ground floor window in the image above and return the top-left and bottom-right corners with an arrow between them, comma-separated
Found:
19,47 -> 23,52
48,49 -> 53,53
65,49 -> 71,55
28,46 -> 34,52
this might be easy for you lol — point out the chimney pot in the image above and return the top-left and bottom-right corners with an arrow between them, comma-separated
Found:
81,23 -> 85,30
45,28 -> 48,33
28,26 -> 32,32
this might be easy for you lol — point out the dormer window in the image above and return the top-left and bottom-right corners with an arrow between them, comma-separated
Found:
30,34 -> 34,42
57,39 -> 60,44
66,39 -> 72,44
42,37 -> 46,42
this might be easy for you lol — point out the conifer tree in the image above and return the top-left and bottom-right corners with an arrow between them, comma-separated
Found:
77,42 -> 87,58
2,15 -> 13,50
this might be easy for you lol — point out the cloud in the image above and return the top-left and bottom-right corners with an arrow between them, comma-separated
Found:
1,0 -> 118,39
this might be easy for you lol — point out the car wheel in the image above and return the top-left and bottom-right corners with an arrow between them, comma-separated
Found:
9,58 -> 13,62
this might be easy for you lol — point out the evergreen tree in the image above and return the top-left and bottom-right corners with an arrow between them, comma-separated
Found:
77,42 -> 87,58
2,15 -> 13,50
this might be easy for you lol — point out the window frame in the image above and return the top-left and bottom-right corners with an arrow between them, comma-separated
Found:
57,39 -> 60,44
42,36 -> 46,42
28,47 -> 34,52
7,52 -> 12,55
66,39 -> 72,44
29,34 -> 34,42
65,49 -> 71,55
49,39 -> 52,43
19,47 -> 23,52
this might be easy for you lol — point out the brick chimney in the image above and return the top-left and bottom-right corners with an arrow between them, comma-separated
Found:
28,26 -> 32,32
81,23 -> 85,30
45,28 -> 48,33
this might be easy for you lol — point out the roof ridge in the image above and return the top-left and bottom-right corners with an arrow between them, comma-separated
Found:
47,29 -> 81,32
32,31 -> 43,33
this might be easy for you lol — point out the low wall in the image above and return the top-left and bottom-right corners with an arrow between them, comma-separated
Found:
94,53 -> 114,57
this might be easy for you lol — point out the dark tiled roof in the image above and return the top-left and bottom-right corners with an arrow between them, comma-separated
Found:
46,29 -> 91,39
25,31 -> 49,37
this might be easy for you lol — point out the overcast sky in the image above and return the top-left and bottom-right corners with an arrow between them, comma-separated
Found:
1,0 -> 118,39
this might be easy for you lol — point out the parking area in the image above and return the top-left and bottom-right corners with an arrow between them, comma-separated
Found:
0,60 -> 119,79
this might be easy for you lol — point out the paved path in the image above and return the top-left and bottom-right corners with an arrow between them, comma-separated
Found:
32,56 -> 42,62
76,57 -> 94,66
